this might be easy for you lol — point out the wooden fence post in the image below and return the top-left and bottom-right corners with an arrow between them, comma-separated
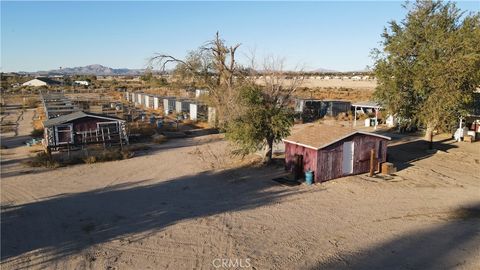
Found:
369,149 -> 375,177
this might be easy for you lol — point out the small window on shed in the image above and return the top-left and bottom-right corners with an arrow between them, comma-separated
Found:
56,124 -> 73,144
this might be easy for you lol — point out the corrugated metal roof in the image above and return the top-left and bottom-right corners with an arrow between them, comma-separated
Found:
43,111 -> 124,127
283,124 -> 390,150
352,101 -> 382,108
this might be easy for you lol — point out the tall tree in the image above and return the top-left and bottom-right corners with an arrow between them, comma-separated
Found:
150,33 -> 302,163
373,1 -> 480,147
227,57 -> 302,163
150,32 -> 244,126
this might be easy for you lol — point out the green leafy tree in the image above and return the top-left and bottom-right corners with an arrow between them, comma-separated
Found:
226,85 -> 294,163
150,33 -> 302,163
373,1 -> 480,147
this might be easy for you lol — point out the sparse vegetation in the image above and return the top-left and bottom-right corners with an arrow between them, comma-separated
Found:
31,128 -> 44,137
25,149 -> 134,168
373,1 -> 480,147
152,134 -> 168,144
24,97 -> 39,108
24,152 -> 60,168
128,124 -> 156,138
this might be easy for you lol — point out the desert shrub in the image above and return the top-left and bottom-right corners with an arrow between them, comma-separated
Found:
82,149 -> 133,164
336,112 -> 352,121
25,98 -> 39,108
126,144 -> 151,152
83,156 -> 97,164
357,113 -> 370,120
25,152 -> 60,168
128,125 -> 156,137
0,126 -> 15,133
31,128 -> 44,137
121,149 -> 134,159
152,135 -> 168,144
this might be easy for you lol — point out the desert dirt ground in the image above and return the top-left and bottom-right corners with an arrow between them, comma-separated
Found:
1,107 -> 479,270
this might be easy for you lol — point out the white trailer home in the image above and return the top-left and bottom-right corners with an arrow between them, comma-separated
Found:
153,96 -> 160,110
189,103 -> 208,121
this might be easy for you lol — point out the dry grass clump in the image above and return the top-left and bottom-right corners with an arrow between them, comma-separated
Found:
31,128 -> 44,137
25,149 -> 134,168
128,125 -> 156,137
82,150 -> 131,164
336,112 -> 353,121
152,134 -> 168,144
24,152 -> 60,168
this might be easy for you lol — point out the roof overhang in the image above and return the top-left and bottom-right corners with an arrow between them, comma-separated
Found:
283,131 -> 391,151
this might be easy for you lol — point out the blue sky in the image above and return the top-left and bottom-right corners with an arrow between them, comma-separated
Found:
1,1 -> 479,72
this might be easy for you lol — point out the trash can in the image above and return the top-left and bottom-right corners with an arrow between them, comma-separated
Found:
156,120 -> 163,129
305,170 -> 313,185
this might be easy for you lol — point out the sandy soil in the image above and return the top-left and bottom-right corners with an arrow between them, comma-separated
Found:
299,78 -> 377,91
256,78 -> 377,91
1,109 -> 479,270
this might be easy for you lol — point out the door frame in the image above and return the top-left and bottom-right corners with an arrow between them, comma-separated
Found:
342,141 -> 354,174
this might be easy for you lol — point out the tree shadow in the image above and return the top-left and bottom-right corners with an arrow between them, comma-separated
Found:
0,135 -> 225,180
311,203 -> 480,270
0,135 -> 32,149
387,138 -> 458,171
1,165 -> 303,269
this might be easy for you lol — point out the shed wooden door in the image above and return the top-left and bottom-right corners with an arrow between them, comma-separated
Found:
342,141 -> 354,174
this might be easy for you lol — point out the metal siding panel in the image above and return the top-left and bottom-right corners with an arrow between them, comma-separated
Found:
284,142 -> 318,179
316,134 -> 389,181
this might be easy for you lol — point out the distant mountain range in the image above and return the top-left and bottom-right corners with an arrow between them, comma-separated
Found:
14,64 -> 370,76
23,64 -> 147,76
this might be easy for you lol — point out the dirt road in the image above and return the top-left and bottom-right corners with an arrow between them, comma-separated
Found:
1,115 -> 479,269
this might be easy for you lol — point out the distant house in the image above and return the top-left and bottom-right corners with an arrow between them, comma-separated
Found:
43,111 -> 128,151
163,97 -> 176,114
195,89 -> 209,98
74,80 -> 90,86
22,77 -> 61,87
283,124 -> 390,183
352,101 -> 383,128
189,102 -> 208,121
295,99 -> 351,122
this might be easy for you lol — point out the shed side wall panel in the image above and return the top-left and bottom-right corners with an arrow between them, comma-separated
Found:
285,143 -> 318,180
316,134 -> 389,182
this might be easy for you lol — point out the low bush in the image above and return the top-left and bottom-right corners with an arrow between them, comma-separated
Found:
128,125 -> 156,137
25,149 -> 134,168
25,152 -> 60,168
152,134 -> 168,144
31,128 -> 44,137
25,98 -> 39,108
82,149 -> 133,164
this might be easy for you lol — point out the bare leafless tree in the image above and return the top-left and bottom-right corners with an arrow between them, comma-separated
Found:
149,32 -> 244,126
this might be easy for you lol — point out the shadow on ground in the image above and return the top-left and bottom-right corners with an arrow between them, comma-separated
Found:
312,203 -> 480,270
1,164 -> 301,269
387,138 -> 458,171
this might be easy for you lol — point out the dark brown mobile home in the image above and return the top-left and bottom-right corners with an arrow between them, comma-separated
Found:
43,111 -> 129,152
283,124 -> 390,183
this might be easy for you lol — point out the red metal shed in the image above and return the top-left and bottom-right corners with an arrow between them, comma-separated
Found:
283,124 -> 390,183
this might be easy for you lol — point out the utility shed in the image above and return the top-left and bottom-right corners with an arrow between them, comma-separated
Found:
163,97 -> 176,114
153,96 -> 160,110
43,111 -> 128,151
176,100 -> 192,113
295,99 -> 351,122
189,103 -> 208,121
283,124 -> 390,183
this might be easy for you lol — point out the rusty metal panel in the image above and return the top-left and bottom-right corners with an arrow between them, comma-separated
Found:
285,142 -> 318,180
316,134 -> 389,182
